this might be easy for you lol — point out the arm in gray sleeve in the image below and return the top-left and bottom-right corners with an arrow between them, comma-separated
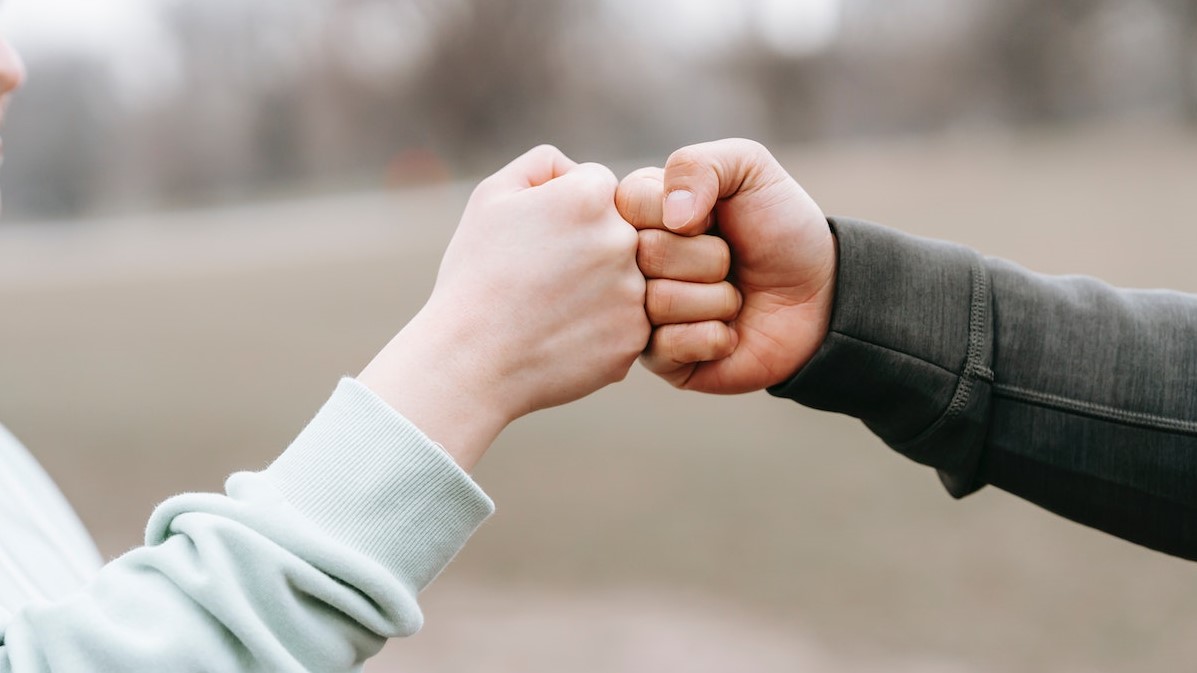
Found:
769,217 -> 1197,560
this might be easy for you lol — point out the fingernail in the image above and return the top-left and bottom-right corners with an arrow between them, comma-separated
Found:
663,190 -> 694,230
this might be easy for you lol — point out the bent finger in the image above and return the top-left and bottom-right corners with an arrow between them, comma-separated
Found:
646,279 -> 741,326
615,166 -> 666,230
637,229 -> 731,282
640,321 -> 738,376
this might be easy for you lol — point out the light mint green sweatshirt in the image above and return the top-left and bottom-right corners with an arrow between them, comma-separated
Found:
0,378 -> 494,671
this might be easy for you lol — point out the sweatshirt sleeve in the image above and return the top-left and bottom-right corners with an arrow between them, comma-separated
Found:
0,377 -> 494,672
769,217 -> 1197,560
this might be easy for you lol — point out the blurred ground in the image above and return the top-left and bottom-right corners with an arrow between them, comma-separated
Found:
1,123 -> 1196,672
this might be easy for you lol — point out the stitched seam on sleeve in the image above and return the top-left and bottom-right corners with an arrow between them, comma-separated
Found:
890,258 -> 992,451
943,258 -> 995,418
826,262 -> 994,386
992,383 -> 1197,436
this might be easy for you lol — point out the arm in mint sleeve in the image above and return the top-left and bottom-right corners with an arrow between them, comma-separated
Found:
0,144 -> 650,671
769,217 -> 1197,560
0,378 -> 493,673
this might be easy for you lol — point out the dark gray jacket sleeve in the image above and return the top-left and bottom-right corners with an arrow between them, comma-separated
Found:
768,217 -> 1197,560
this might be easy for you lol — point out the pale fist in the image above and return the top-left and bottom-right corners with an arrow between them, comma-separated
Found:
425,145 -> 650,420
616,139 -> 837,394
360,145 -> 649,468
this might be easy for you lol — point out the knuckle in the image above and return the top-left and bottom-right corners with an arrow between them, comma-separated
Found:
645,330 -> 682,371
701,321 -> 729,355
596,163 -> 620,189
636,229 -> 668,275
530,143 -> 563,160
665,325 -> 692,363
729,137 -> 766,154
646,279 -> 675,318
727,138 -> 784,178
721,324 -> 738,354
638,313 -> 652,341
666,145 -> 703,172
626,267 -> 647,299
580,162 -> 618,192
574,166 -> 618,214
627,323 -> 650,360
624,166 -> 662,183
598,220 -> 637,260
690,321 -> 710,350
709,236 -> 732,277
614,180 -> 637,216
615,221 -> 639,254
645,280 -> 674,322
718,137 -> 769,164
615,176 -> 663,226
722,283 -> 742,317
653,328 -> 678,363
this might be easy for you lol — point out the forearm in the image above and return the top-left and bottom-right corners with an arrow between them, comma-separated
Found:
980,258 -> 1197,558
771,218 -> 1197,559
0,379 -> 493,672
0,142 -> 646,670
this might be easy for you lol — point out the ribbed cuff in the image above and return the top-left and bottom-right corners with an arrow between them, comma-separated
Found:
264,378 -> 494,590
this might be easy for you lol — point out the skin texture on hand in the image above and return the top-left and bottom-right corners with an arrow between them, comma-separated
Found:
616,138 -> 837,395
360,145 -> 650,470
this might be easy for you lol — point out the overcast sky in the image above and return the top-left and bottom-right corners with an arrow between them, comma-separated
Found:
0,0 -> 840,107
0,0 -> 161,54
1,0 -> 841,55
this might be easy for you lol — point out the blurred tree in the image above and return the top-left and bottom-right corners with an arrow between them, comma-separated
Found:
723,46 -> 829,144
3,54 -> 112,218
1182,0 -> 1197,121
154,0 -> 307,202
408,0 -> 588,168
6,0 -> 1194,221
302,0 -> 436,179
980,0 -> 1104,123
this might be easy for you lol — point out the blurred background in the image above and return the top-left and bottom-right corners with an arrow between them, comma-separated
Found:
1,0 -> 1196,671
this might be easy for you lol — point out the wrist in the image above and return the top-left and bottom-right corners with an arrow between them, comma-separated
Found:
810,224 -> 838,356
357,305 -> 516,471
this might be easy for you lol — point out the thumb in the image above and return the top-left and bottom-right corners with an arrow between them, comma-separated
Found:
660,138 -> 788,235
